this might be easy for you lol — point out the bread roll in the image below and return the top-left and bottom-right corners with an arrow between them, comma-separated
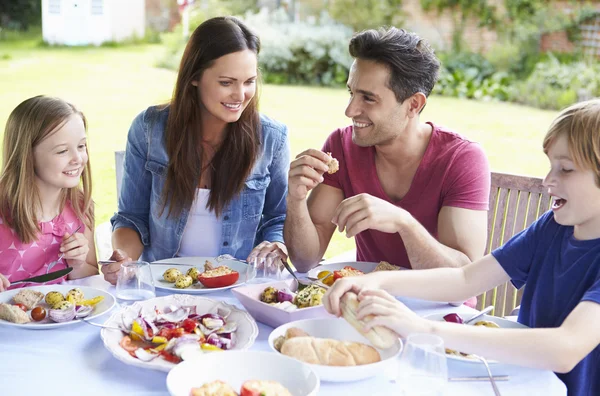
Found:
281,336 -> 381,366
0,303 -> 31,324
13,289 -> 44,310
340,292 -> 398,349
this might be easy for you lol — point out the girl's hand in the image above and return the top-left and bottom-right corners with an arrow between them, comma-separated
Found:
0,273 -> 9,292
356,289 -> 429,337
61,231 -> 90,267
246,241 -> 288,264
102,249 -> 131,285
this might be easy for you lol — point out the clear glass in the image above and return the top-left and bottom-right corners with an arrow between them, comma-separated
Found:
245,254 -> 282,284
115,261 -> 156,305
396,333 -> 448,396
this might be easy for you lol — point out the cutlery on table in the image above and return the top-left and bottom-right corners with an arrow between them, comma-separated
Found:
473,354 -> 503,396
449,375 -> 509,382
46,224 -> 83,273
11,267 -> 73,286
464,305 -> 495,324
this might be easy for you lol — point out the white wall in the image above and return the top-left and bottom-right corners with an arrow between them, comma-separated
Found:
108,0 -> 145,43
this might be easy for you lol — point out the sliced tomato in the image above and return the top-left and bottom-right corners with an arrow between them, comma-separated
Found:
158,327 -> 185,340
333,266 -> 364,281
182,318 -> 197,333
160,350 -> 181,364
13,303 -> 27,312
197,271 -> 239,288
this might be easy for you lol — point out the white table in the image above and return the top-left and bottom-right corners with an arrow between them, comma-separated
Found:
0,275 -> 566,396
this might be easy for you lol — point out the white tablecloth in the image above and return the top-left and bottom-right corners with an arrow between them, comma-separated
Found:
0,275 -> 566,396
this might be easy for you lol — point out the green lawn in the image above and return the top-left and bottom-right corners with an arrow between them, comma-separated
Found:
0,38 -> 558,259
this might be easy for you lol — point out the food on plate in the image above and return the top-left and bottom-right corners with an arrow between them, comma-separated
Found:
0,303 -> 31,324
31,306 -> 47,321
186,267 -> 200,283
240,380 -> 292,396
260,286 -> 279,304
473,320 -> 500,328
118,305 -> 238,364
294,285 -> 326,308
317,270 -> 334,286
442,313 -> 463,324
45,291 -> 65,306
175,275 -> 194,289
163,268 -> 183,283
13,303 -> 27,312
190,380 -> 292,396
198,262 -> 239,288
190,380 -> 237,396
65,288 -> 85,304
333,266 -> 365,282
340,292 -> 398,349
13,289 -> 44,310
373,261 -> 399,272
273,327 -> 310,352
326,152 -> 339,174
442,313 -> 501,358
49,301 -> 76,322
281,336 -> 381,366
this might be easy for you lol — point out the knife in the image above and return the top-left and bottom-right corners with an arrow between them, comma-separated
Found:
11,267 -> 73,285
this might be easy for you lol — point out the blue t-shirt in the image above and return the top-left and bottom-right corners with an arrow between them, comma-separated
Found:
492,211 -> 600,396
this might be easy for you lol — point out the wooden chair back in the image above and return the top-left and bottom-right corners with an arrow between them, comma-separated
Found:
477,172 -> 552,316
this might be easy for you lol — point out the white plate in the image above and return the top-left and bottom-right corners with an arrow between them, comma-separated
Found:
305,261 -> 381,280
0,285 -> 115,330
100,294 -> 259,372
151,257 -> 256,294
424,313 -> 528,363
231,279 -> 330,328
167,350 -> 320,396
268,318 -> 403,382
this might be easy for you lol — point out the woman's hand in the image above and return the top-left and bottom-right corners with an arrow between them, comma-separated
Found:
356,289 -> 429,337
246,241 -> 288,265
0,273 -> 9,292
101,249 -> 132,285
323,275 -> 380,316
61,231 -> 90,267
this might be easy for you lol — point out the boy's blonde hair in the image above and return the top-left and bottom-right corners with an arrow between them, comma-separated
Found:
0,96 -> 93,243
543,99 -> 600,187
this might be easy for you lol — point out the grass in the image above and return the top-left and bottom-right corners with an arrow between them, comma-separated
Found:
0,37 -> 558,259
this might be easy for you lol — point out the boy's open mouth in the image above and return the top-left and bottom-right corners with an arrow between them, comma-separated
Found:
552,198 -> 567,210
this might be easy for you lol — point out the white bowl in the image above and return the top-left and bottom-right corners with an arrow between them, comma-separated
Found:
268,318 -> 402,382
231,279 -> 330,328
100,294 -> 259,372
0,285 -> 115,330
166,351 -> 320,396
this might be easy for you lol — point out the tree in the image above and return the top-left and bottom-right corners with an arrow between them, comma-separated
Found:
0,0 -> 41,30
328,0 -> 405,32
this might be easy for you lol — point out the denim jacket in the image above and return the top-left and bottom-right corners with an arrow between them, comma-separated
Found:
110,105 -> 290,262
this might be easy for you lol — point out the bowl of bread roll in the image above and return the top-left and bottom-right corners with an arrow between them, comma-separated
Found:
268,292 -> 402,382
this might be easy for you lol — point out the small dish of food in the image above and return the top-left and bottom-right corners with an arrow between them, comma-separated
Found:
305,261 -> 403,285
0,285 -> 114,329
231,279 -> 331,328
166,350 -> 319,396
151,257 -> 256,294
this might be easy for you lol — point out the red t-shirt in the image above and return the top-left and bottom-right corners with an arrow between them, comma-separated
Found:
322,122 -> 490,268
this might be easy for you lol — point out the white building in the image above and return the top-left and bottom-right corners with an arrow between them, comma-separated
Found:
42,0 -> 145,46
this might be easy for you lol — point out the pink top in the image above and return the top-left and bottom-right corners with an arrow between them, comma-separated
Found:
322,122 -> 491,269
0,202 -> 85,289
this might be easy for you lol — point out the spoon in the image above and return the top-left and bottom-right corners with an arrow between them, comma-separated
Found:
464,305 -> 495,325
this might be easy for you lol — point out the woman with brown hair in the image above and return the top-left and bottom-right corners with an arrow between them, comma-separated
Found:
103,17 -> 290,284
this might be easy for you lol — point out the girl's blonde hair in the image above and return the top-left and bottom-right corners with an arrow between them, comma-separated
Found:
0,96 -> 93,243
543,99 -> 600,187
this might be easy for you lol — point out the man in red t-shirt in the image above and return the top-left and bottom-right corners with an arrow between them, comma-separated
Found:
284,27 -> 490,283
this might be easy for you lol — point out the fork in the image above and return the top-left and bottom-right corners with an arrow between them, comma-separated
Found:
473,354 -> 502,396
46,224 -> 83,273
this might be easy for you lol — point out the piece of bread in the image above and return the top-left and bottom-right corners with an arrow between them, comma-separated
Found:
13,289 -> 44,310
0,303 -> 31,324
373,261 -> 399,272
281,336 -> 381,366
340,292 -> 398,349
190,380 -> 237,396
273,327 -> 310,352
326,152 -> 339,174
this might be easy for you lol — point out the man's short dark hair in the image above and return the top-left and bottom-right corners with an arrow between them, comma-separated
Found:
349,27 -> 440,103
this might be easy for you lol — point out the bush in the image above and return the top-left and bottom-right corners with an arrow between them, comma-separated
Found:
510,55 -> 600,109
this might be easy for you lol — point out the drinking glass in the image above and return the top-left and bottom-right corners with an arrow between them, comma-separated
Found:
396,333 -> 448,396
115,261 -> 156,305
245,254 -> 282,284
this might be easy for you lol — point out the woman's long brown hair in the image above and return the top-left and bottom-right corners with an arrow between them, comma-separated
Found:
0,96 -> 94,243
161,16 -> 261,218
